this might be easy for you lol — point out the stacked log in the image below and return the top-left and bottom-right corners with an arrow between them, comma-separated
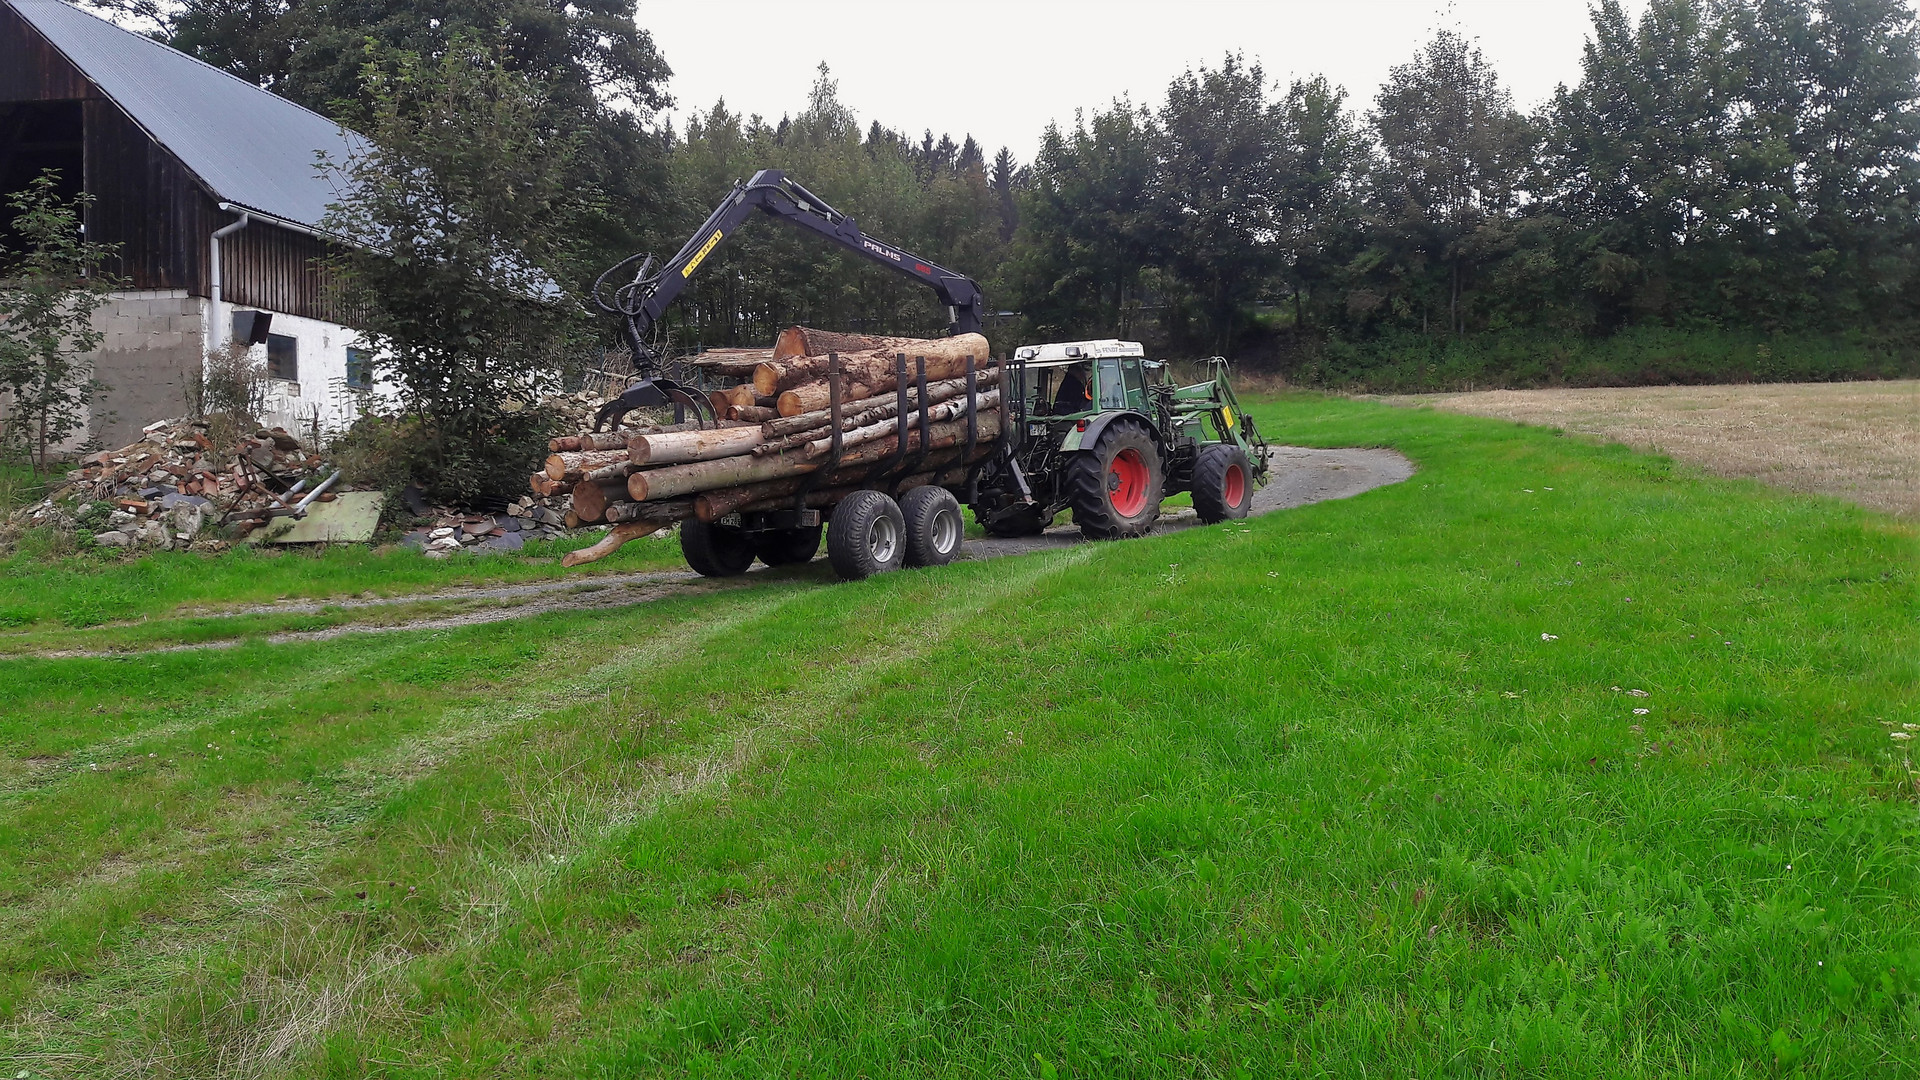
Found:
534,326 -> 1003,566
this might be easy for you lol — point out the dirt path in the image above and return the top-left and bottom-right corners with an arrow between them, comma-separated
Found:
25,446 -> 1413,657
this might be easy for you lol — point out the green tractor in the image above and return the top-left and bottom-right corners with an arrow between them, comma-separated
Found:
969,339 -> 1270,539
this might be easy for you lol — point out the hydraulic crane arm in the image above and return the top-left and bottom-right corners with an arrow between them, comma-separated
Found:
594,169 -> 985,375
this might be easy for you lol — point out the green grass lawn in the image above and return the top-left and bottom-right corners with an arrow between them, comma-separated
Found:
0,527 -> 688,634
2,394 -> 1916,1077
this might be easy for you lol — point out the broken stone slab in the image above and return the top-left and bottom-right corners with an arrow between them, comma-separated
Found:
480,531 -> 525,553
92,530 -> 132,548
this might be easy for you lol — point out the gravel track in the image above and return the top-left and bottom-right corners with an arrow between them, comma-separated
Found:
24,446 -> 1413,657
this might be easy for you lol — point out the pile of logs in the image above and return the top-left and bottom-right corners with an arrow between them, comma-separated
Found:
539,328 -> 1002,567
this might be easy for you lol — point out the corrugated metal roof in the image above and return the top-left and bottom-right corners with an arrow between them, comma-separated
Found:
6,0 -> 364,230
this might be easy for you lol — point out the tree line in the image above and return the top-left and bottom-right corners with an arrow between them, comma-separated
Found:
125,0 -> 1920,386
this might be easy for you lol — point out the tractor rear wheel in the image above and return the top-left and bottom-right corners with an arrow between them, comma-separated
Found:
754,525 -> 822,567
1192,443 -> 1253,523
681,519 -> 754,577
900,485 -> 964,567
1066,419 -> 1163,540
827,491 -> 906,580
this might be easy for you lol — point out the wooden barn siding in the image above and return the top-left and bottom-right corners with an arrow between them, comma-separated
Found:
219,220 -> 344,324
2,5 -> 346,320
82,100 -> 213,292
0,4 -> 92,101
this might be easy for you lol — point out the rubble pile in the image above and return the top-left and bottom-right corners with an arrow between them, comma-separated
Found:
9,386 -> 645,558
399,498 -> 578,559
10,417 -> 336,551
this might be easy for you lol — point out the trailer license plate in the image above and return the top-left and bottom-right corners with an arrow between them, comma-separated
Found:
1028,423 -> 1047,436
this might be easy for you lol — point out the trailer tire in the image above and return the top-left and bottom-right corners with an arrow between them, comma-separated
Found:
978,503 -> 1048,537
900,486 -> 963,567
827,491 -> 906,580
1192,444 -> 1253,523
1066,418 -> 1163,540
754,525 -> 822,567
681,519 -> 754,577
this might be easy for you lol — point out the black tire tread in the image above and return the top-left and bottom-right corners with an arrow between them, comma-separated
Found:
900,486 -> 963,568
1066,419 -> 1163,540
826,491 -> 905,581
681,519 -> 754,577
978,503 -> 1048,537
1192,443 -> 1253,524
753,525 -> 821,566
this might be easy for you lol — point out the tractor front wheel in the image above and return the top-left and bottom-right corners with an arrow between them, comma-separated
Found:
1066,420 -> 1163,540
1192,443 -> 1253,523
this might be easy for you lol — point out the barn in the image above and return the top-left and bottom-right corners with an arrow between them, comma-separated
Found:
0,0 -> 374,448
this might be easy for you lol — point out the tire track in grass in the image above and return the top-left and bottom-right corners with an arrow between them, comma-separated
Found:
0,633 -> 435,803
0,585 -> 820,1072
75,545 -> 1100,1076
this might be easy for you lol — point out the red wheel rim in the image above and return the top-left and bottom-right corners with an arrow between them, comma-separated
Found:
1223,462 -> 1245,508
1108,448 -> 1149,517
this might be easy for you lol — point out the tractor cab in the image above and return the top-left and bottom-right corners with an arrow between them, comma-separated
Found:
1012,339 -> 1152,420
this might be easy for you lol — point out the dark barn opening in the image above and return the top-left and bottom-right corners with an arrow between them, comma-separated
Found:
0,99 -> 83,249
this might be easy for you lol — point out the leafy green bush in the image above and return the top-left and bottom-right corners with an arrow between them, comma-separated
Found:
330,406 -> 560,510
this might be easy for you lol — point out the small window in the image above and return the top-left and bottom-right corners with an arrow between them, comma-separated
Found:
1120,359 -> 1148,409
345,347 -> 373,389
1095,358 -> 1127,410
266,333 -> 297,381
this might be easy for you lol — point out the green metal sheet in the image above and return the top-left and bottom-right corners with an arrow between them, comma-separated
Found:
257,490 -> 386,543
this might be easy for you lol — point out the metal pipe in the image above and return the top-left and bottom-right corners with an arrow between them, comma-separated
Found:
290,470 -> 341,517
209,211 -> 250,350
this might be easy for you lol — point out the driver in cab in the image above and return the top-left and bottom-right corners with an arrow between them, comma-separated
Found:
1052,363 -> 1093,414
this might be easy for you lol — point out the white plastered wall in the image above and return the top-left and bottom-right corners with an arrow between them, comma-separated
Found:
230,307 -> 380,438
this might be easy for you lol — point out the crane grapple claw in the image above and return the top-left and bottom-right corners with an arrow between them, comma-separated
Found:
592,377 -> 717,433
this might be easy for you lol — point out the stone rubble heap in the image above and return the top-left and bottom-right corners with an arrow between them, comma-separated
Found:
11,416 -> 334,550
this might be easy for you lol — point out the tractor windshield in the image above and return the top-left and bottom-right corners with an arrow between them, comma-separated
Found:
1024,363 -> 1094,415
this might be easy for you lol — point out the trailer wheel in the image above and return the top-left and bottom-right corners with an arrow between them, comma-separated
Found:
900,486 -> 963,567
754,525 -> 822,567
1192,444 -> 1253,523
827,491 -> 906,580
977,503 -> 1048,538
1066,419 -> 1163,540
681,519 -> 754,577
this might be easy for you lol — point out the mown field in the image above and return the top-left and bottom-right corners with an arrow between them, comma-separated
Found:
1389,378 -> 1920,520
2,395 -> 1916,1077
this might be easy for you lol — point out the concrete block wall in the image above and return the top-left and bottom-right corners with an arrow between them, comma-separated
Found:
87,290 -> 207,451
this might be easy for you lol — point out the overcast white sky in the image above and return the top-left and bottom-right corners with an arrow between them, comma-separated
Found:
639,0 -> 1648,160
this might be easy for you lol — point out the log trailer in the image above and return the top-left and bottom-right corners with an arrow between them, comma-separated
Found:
589,170 -> 1269,582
